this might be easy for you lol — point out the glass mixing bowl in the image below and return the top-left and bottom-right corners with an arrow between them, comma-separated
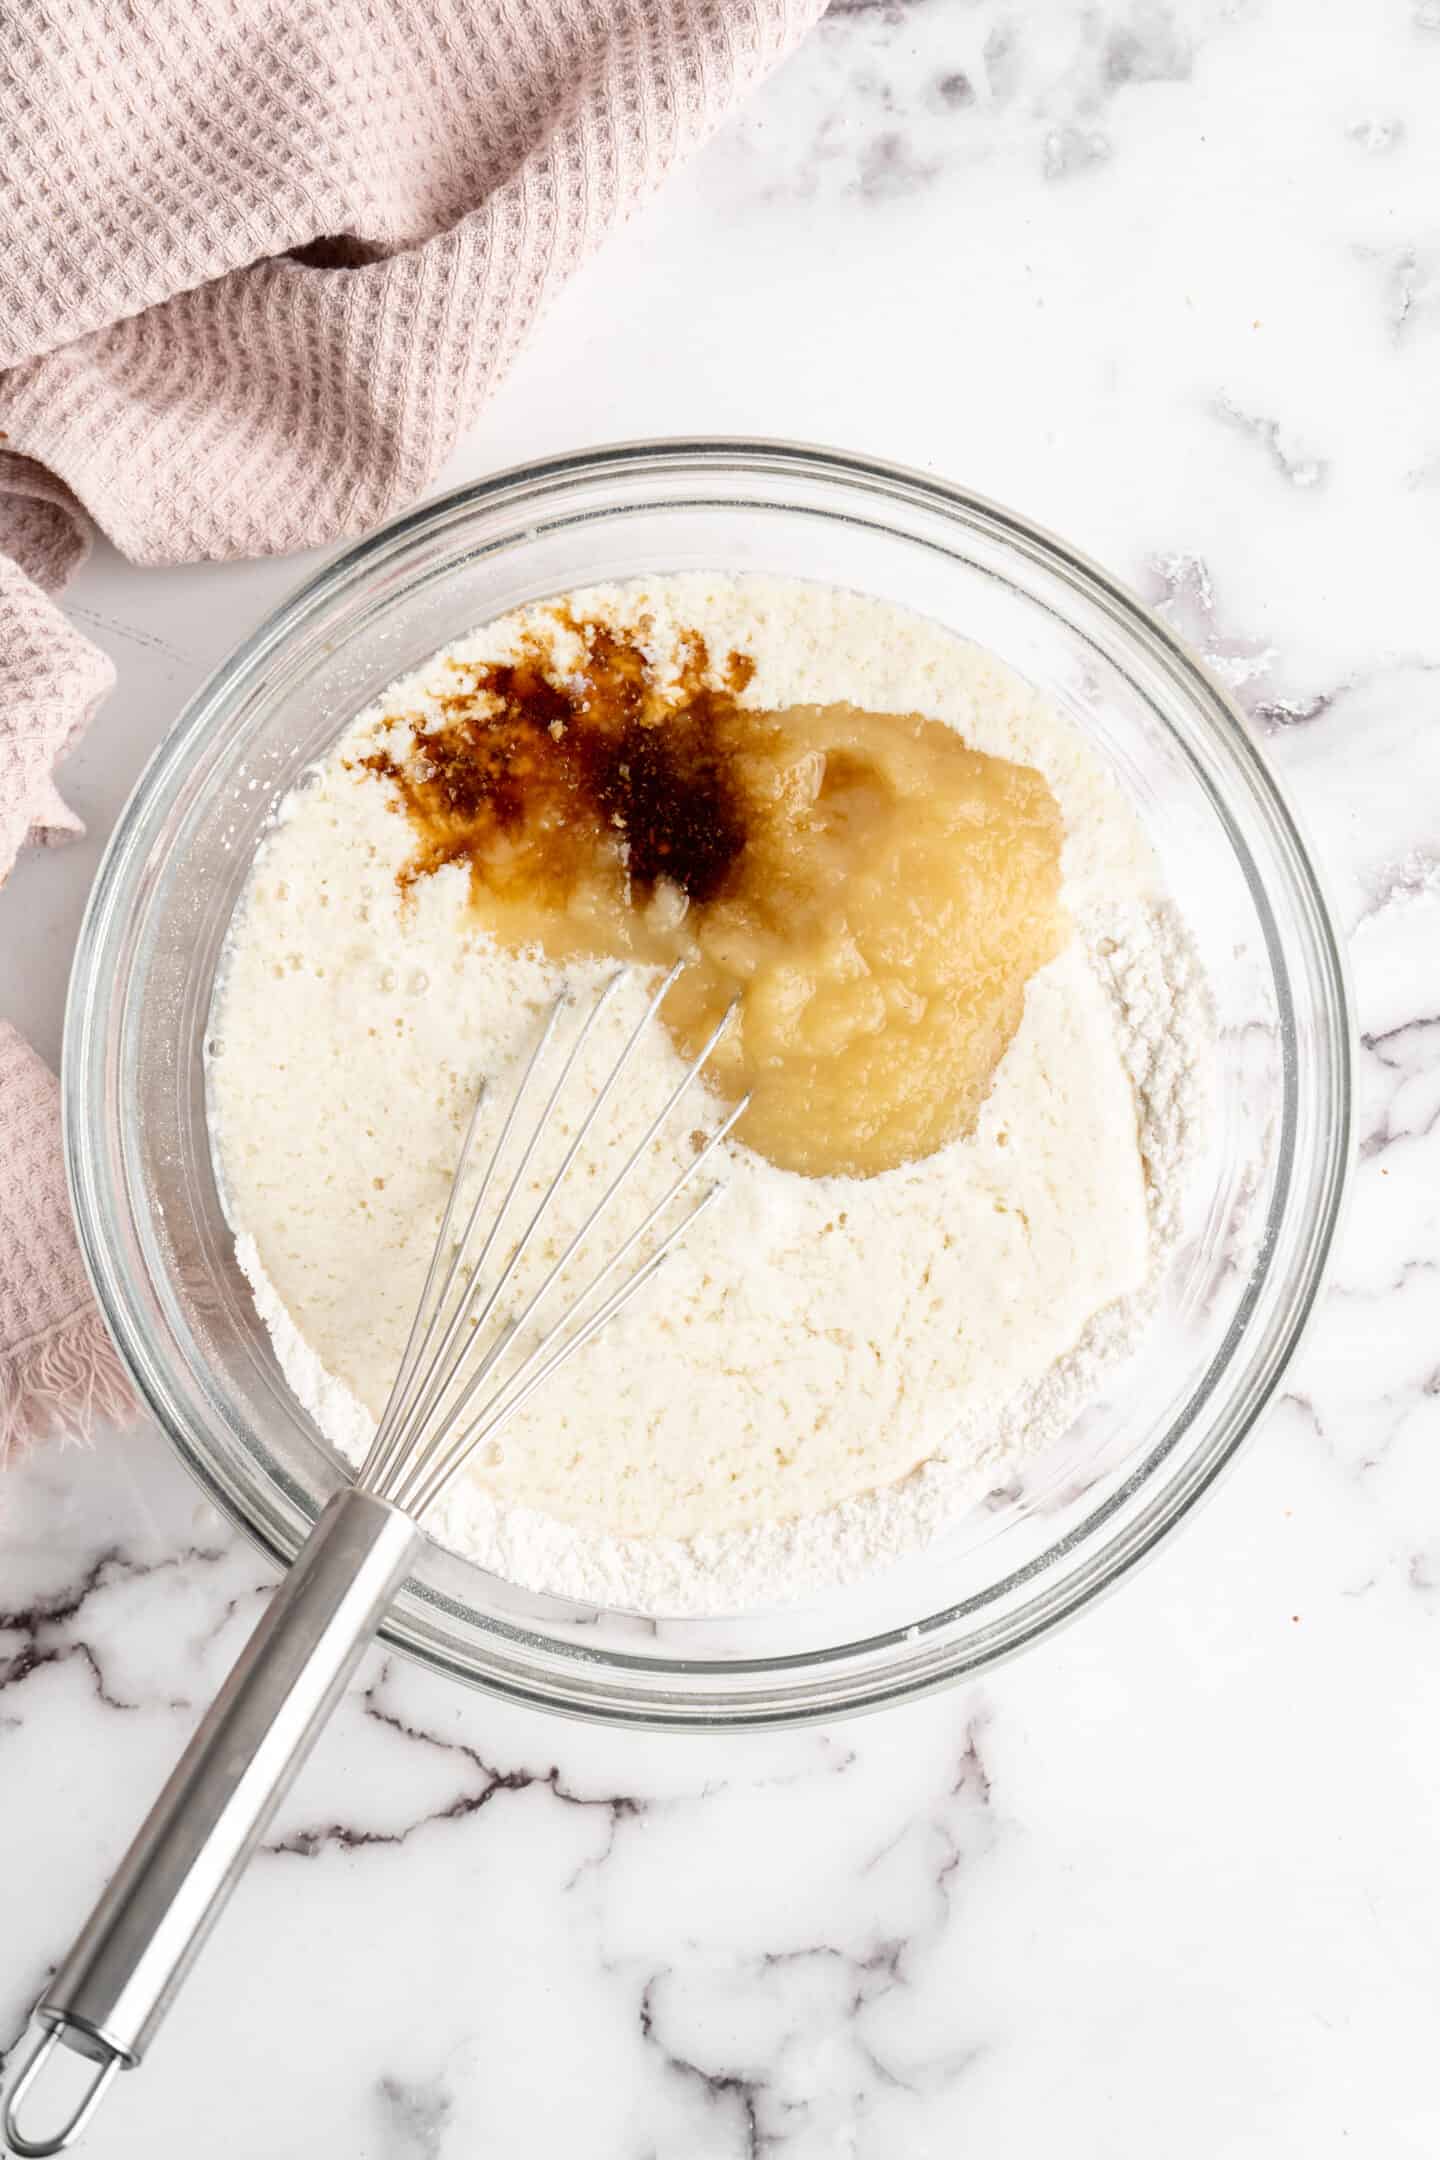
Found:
64,441 -> 1351,1727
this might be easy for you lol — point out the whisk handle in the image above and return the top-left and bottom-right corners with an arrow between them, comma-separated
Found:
3,1489 -> 420,2156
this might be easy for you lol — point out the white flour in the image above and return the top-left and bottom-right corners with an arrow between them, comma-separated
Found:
210,575 -> 1212,1615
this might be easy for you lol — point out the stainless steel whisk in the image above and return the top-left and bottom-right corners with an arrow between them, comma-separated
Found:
4,967 -> 744,2157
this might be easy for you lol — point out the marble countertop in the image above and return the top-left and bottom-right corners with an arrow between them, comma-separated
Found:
4,4 -> 1439,2153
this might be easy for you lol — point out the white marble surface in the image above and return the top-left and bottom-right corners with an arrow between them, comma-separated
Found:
3,3 -> 1440,2153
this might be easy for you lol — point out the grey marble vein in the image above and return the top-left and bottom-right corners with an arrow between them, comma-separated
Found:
0,1544 -> 226,1715
1210,396 -> 1329,490
265,1665 -> 645,1860
376,2072 -> 454,2160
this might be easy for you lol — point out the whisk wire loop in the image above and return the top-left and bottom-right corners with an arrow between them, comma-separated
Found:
400,1088 -> 748,1516
358,990 -> 568,1491
362,965 -> 740,1515
379,973 -> 622,1466
396,989 -> 739,1501
405,960 -> 686,1452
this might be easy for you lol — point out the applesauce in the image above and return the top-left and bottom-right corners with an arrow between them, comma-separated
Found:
356,611 -> 1067,1177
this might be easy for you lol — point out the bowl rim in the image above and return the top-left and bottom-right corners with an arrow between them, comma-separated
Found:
63,435 -> 1355,1727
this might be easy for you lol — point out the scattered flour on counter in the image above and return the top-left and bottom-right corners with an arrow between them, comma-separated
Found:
210,574 -> 1213,1616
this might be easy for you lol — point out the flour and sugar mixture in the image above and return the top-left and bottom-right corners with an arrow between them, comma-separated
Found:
208,575 -> 1211,1613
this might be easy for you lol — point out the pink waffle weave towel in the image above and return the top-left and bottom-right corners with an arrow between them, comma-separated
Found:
0,0 -> 822,1450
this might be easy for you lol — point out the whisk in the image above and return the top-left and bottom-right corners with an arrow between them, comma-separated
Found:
4,968 -> 744,2158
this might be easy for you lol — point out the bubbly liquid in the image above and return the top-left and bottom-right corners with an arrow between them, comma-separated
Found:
360,612 -> 1068,1176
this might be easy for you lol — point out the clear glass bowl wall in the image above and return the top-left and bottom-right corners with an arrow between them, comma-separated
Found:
65,443 -> 1351,1727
